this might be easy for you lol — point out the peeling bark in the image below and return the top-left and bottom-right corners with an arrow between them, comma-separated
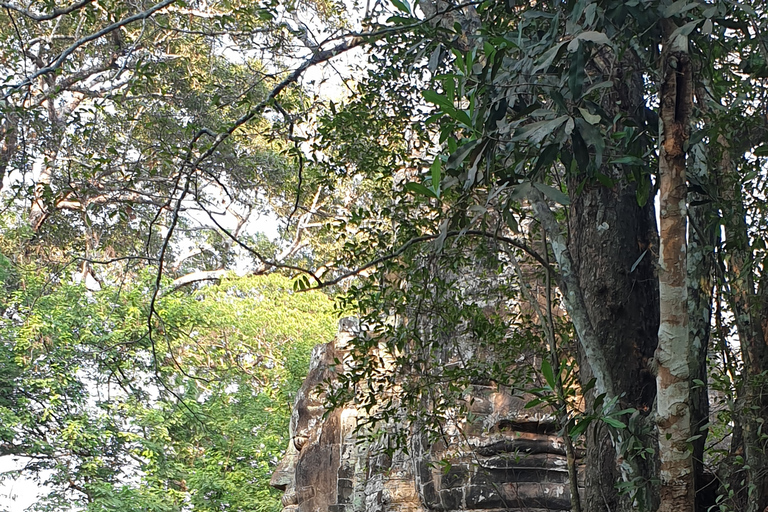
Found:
656,27 -> 694,512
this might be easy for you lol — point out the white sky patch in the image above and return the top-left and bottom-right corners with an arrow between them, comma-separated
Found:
0,460 -> 52,512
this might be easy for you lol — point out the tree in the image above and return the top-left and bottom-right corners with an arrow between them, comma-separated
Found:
0,2 -> 376,510
0,268 -> 337,512
0,0 -> 359,289
309,1 -> 768,512
4,0 -> 768,511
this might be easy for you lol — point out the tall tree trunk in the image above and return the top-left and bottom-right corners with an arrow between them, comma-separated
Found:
718,134 -> 768,512
686,134 -> 714,512
750,285 -> 768,512
656,25 -> 694,512
0,111 -> 17,191
564,49 -> 659,512
29,155 -> 56,232
567,183 -> 659,512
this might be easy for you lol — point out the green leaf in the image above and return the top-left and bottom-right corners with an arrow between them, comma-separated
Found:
534,182 -> 570,205
567,31 -> 612,52
386,15 -> 411,24
390,0 -> 410,13
533,41 -> 568,72
584,3 -> 597,26
595,172 -> 615,188
430,158 -> 442,192
570,417 -> 593,438
541,358 -> 556,389
671,19 -> 702,39
465,140 -> 489,189
576,118 -> 604,166
485,97 -> 508,131
584,80 -> 614,95
572,130 -> 590,172
447,139 -> 482,169
532,144 -> 560,177
503,209 -> 519,232
428,45 -> 441,72
569,46 -> 586,99
736,2 -> 756,15
571,0 -> 586,24
593,392 -> 606,412
512,115 -> 569,145
689,129 -> 707,146
603,417 -> 626,429
754,144 -> 768,156
525,398 -> 545,409
636,175 -> 650,207
422,90 -> 471,127
509,181 -> 532,201
444,76 -> 456,101
422,90 -> 453,111
663,0 -> 698,18
578,107 -> 601,125
446,107 -> 472,127
610,156 -> 645,166
404,182 -> 439,199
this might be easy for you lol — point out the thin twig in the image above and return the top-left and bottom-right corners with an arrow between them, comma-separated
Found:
1,0 -> 94,21
3,0 -> 176,96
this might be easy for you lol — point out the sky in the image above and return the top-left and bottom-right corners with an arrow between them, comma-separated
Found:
0,459 -> 48,511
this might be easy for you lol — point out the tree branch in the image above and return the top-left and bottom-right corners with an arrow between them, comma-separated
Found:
1,0 -> 94,21
318,229 -> 556,288
529,187 -> 616,400
3,0 -> 175,96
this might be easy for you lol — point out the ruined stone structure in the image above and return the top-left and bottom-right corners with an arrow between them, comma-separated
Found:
270,318 -> 584,512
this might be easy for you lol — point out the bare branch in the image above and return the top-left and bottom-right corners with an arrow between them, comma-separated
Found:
316,229 -> 554,288
182,34 -> 366,176
1,0 -> 94,21
168,269 -> 229,292
3,0 -> 176,96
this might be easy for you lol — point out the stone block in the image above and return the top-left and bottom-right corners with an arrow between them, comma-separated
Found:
442,464 -> 470,489
338,478 -> 354,503
438,488 -> 464,510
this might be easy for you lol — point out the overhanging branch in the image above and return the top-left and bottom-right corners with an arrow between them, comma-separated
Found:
1,0 -> 94,21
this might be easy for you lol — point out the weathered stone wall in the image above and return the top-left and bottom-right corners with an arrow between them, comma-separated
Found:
413,384 -> 583,512
271,318 -> 583,512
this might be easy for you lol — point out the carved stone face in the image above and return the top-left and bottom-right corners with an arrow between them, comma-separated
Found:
272,322 -> 581,512
270,319 -> 363,512
269,430 -> 299,512
413,385 -> 579,512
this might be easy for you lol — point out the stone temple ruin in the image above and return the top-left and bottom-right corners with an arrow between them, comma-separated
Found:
270,316 -> 584,512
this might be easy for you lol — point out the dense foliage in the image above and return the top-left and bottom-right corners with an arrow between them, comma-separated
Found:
314,1 -> 768,511
0,267 -> 336,512
2,0 -> 768,511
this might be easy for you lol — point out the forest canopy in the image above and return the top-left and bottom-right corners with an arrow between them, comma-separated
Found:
1,0 -> 768,511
